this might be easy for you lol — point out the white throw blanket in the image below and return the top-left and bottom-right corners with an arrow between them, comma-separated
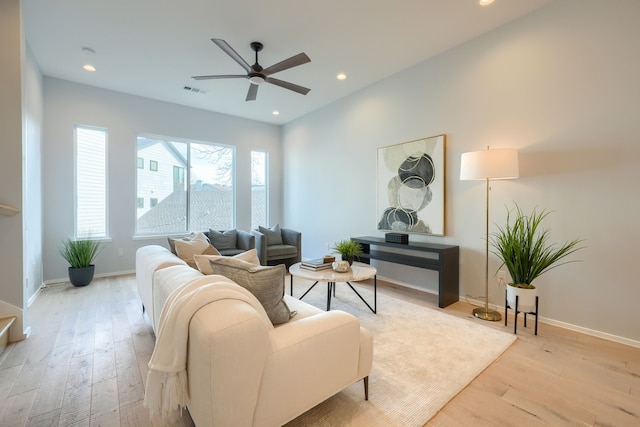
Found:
143,275 -> 270,420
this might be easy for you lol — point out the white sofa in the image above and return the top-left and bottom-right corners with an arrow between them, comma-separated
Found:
135,245 -> 373,426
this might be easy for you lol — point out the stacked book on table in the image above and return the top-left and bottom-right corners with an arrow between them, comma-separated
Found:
300,258 -> 333,271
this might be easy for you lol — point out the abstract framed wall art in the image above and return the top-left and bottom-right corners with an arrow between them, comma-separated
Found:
377,134 -> 445,236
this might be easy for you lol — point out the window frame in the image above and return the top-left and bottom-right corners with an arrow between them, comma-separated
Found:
134,133 -> 236,236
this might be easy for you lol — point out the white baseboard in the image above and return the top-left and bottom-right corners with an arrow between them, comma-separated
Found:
377,276 -> 640,349
27,286 -> 42,307
539,317 -> 640,349
43,270 -> 135,287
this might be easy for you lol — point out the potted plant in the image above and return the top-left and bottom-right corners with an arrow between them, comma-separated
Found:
60,237 -> 102,287
332,239 -> 364,265
490,204 -> 584,312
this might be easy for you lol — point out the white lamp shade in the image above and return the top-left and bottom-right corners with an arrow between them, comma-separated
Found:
460,148 -> 519,181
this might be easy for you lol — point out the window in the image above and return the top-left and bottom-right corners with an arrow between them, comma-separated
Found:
137,197 -> 144,208
251,150 -> 268,229
137,157 -> 144,169
150,160 -> 158,171
173,166 -> 184,189
136,135 -> 235,235
75,125 -> 107,238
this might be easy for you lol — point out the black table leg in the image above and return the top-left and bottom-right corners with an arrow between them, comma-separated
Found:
299,281 -> 320,300
344,278 -> 377,314
327,281 -> 334,311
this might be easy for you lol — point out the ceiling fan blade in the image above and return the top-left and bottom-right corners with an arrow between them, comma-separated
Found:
262,53 -> 311,76
211,38 -> 252,73
265,77 -> 310,95
246,83 -> 259,101
191,74 -> 246,80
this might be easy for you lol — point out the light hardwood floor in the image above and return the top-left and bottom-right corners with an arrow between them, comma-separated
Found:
1,274 -> 638,426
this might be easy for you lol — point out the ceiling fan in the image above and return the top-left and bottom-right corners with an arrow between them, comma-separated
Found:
192,38 -> 311,101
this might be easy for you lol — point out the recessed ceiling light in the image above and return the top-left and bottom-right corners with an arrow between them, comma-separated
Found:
272,110 -> 280,116
479,0 -> 494,5
83,64 -> 96,72
336,73 -> 347,80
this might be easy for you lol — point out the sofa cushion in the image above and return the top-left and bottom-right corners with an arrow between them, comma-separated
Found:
266,244 -> 298,260
174,234 -> 220,268
209,229 -> 237,251
259,224 -> 283,246
168,232 -> 199,254
218,248 -> 245,257
208,257 -> 293,325
194,249 -> 261,275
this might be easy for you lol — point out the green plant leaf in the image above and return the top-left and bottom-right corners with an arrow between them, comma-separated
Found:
59,236 -> 103,268
489,204 -> 585,286
331,239 -> 363,259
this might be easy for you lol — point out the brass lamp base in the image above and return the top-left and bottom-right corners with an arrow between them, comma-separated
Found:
473,307 -> 502,321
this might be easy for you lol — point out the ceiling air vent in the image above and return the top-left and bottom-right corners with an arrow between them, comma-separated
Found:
183,86 -> 206,94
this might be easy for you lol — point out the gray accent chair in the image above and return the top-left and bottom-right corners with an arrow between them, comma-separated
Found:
252,227 -> 301,267
204,229 -> 255,256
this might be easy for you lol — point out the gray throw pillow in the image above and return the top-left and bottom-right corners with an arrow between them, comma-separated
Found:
258,224 -> 283,246
208,257 -> 294,325
209,229 -> 237,251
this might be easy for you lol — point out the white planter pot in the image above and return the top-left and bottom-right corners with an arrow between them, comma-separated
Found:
506,284 -> 537,313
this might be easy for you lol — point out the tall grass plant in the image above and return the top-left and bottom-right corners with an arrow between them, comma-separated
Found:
490,204 -> 584,288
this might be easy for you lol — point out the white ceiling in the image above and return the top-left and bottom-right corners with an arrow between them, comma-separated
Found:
23,0 -> 555,125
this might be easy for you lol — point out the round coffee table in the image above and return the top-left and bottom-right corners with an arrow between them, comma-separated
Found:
289,262 -> 377,313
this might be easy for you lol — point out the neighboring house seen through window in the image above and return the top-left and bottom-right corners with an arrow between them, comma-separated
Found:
75,125 -> 108,239
136,135 -> 235,235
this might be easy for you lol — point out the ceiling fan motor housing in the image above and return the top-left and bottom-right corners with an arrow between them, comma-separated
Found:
249,73 -> 266,84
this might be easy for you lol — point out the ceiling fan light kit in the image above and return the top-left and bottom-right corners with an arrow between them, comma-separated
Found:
192,38 -> 311,101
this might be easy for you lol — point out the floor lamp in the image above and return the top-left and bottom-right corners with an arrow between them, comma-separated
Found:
460,147 -> 519,321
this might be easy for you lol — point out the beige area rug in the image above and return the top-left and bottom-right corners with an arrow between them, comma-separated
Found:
285,278 -> 517,427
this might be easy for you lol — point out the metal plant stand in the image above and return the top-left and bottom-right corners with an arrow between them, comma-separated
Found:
504,291 -> 539,335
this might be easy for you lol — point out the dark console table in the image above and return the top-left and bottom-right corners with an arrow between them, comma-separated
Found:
351,236 -> 459,308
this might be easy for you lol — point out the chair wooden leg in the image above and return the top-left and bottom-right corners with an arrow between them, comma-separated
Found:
363,376 -> 369,400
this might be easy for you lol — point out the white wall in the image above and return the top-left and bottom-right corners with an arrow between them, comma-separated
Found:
24,45 -> 44,304
0,0 -> 24,312
283,0 -> 640,343
0,0 -> 43,340
42,78 -> 282,282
